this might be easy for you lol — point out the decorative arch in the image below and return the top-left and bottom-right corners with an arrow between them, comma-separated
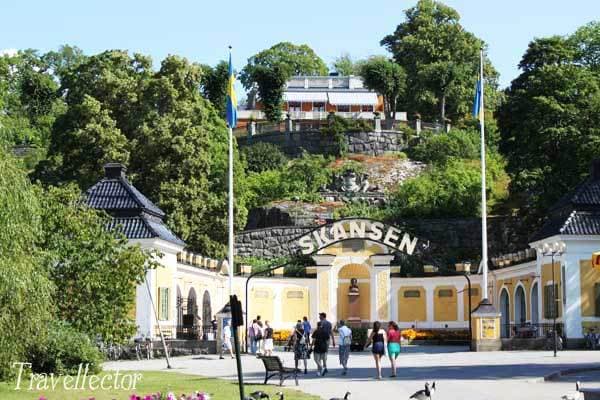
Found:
176,285 -> 183,328
202,290 -> 212,332
187,287 -> 197,316
500,288 -> 510,338
337,263 -> 371,321
514,284 -> 527,326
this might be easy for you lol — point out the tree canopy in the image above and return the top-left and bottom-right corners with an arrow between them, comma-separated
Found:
200,60 -> 229,118
359,56 -> 406,121
33,51 -> 248,257
381,0 -> 499,121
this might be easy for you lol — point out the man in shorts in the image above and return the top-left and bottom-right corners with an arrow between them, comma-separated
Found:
318,312 -> 335,375
219,320 -> 234,359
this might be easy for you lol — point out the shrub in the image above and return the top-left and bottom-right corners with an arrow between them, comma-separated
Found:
350,327 -> 368,346
408,129 -> 479,165
242,142 -> 287,173
29,321 -> 103,375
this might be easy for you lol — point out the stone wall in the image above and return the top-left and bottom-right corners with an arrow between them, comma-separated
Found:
235,216 -> 529,261
237,130 -> 406,156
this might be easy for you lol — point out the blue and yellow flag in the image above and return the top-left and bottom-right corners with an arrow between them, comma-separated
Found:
472,78 -> 482,120
226,53 -> 237,129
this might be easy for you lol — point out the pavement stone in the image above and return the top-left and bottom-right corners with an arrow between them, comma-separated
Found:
104,346 -> 600,400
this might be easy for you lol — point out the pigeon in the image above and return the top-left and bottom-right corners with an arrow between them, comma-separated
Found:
275,392 -> 284,400
249,391 -> 270,399
330,392 -> 351,400
409,382 -> 436,399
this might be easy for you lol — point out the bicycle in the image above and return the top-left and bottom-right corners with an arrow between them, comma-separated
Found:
584,329 -> 599,350
544,329 -> 563,351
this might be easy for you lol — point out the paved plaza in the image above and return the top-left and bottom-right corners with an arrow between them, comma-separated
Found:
104,346 -> 600,399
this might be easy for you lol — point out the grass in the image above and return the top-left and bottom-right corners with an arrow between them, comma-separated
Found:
0,370 -> 320,400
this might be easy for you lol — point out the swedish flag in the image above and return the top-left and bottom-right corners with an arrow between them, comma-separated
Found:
226,53 -> 237,129
472,78 -> 482,120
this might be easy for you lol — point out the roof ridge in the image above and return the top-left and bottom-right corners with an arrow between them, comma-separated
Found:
116,176 -> 165,218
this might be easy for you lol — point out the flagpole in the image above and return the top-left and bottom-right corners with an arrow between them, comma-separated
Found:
228,46 -> 235,299
479,47 -> 488,301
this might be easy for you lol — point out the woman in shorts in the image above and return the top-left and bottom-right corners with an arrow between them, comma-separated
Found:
263,320 -> 274,356
365,321 -> 387,379
386,321 -> 401,377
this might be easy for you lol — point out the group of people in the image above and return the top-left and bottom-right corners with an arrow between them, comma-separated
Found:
223,312 -> 404,379
287,314 -> 403,379
248,315 -> 274,356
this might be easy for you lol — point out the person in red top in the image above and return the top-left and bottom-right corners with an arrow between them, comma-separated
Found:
386,321 -> 401,377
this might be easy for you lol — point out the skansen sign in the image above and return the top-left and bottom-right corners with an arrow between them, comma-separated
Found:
297,219 -> 420,255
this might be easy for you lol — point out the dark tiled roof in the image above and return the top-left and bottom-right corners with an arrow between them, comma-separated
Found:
108,216 -> 185,246
85,164 -> 184,246
86,177 -> 165,218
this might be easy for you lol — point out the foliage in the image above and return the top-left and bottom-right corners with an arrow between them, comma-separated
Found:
408,129 -> 480,165
39,184 -> 155,343
33,51 -> 248,257
498,24 -> 600,219
239,42 -> 327,89
320,115 -> 373,156
333,200 -> 387,220
332,52 -> 361,76
387,157 -> 508,218
242,141 -> 287,173
0,149 -> 54,379
381,0 -> 499,121
200,60 -> 229,118
250,63 -> 291,122
29,321 -> 103,375
350,327 -> 368,346
359,56 -> 406,120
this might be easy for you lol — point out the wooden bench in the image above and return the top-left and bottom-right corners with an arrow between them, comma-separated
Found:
258,356 -> 298,386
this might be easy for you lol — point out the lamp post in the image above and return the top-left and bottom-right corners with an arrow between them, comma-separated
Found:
538,242 -> 565,357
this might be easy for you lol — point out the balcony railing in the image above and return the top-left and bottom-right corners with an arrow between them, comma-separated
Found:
501,322 -> 563,339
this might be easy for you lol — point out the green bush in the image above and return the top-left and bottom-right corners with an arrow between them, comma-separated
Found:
350,327 -> 368,347
408,129 -> 479,165
29,321 -> 103,375
242,142 -> 288,173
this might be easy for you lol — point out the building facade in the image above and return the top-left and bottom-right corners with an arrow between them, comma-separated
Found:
86,163 -> 600,347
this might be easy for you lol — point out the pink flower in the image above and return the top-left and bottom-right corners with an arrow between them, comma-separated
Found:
38,396 -> 47,400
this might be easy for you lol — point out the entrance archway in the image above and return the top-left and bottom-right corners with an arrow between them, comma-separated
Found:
337,263 -> 371,323
202,290 -> 212,334
531,282 -> 539,324
500,288 -> 510,338
515,285 -> 526,326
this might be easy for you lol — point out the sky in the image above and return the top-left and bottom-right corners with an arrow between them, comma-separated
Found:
2,0 -> 600,90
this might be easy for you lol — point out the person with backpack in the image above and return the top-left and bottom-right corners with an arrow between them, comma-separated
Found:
248,319 -> 257,354
337,320 -> 352,375
311,321 -> 330,376
292,322 -> 310,374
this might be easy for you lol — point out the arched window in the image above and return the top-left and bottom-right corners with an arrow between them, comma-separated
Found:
500,289 -> 510,338
515,285 -> 526,326
531,282 -> 539,324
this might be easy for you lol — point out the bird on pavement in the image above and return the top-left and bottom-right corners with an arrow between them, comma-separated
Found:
249,391 -> 270,399
329,392 -> 351,400
275,392 -> 284,400
409,382 -> 436,399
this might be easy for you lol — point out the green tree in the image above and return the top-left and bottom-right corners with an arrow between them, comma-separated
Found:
239,42 -> 328,89
251,63 -> 291,122
42,44 -> 86,80
408,128 -> 479,165
34,51 -> 249,257
381,0 -> 499,121
359,56 -> 406,121
332,53 -> 359,76
200,60 -> 229,118
39,184 -> 153,343
570,21 -> 600,70
242,142 -> 288,173
0,149 -> 53,379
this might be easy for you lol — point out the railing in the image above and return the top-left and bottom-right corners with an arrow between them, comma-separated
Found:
501,322 -> 563,339
154,325 -> 216,341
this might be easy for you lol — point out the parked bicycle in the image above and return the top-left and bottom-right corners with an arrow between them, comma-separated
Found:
544,329 -> 563,351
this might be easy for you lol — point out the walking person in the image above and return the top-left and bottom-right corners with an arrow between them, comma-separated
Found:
248,319 -> 257,354
255,316 -> 264,355
312,321 -> 330,376
219,320 -> 234,359
337,320 -> 352,375
291,322 -> 310,374
365,321 -> 387,379
318,312 -> 335,375
263,320 -> 274,356
302,316 -> 312,340
386,321 -> 401,377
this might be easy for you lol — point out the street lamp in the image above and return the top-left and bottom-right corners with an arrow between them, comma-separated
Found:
538,241 -> 566,357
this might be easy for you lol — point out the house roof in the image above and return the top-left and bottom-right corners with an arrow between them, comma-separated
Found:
86,163 -> 184,246
531,160 -> 600,242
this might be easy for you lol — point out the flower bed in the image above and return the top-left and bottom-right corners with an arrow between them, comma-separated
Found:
272,329 -> 291,345
401,328 -> 469,342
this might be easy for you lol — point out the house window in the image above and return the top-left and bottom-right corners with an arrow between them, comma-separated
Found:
287,291 -> 304,299
312,102 -> 325,112
159,287 -> 170,321
438,289 -> 454,298
337,105 -> 350,112
288,102 -> 301,112
254,290 -> 269,299
595,283 -> 600,317
361,105 -> 374,112
544,284 -> 559,318
404,290 -> 421,298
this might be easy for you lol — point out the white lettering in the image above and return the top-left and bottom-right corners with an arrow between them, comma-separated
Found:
383,227 -> 400,248
368,222 -> 384,241
349,220 -> 365,238
88,375 -> 100,391
299,235 -> 315,255
63,375 -> 74,390
132,373 -> 143,389
12,362 -> 31,390
331,223 -> 348,242
100,373 -> 113,391
398,233 -> 418,255
35,374 -> 48,391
